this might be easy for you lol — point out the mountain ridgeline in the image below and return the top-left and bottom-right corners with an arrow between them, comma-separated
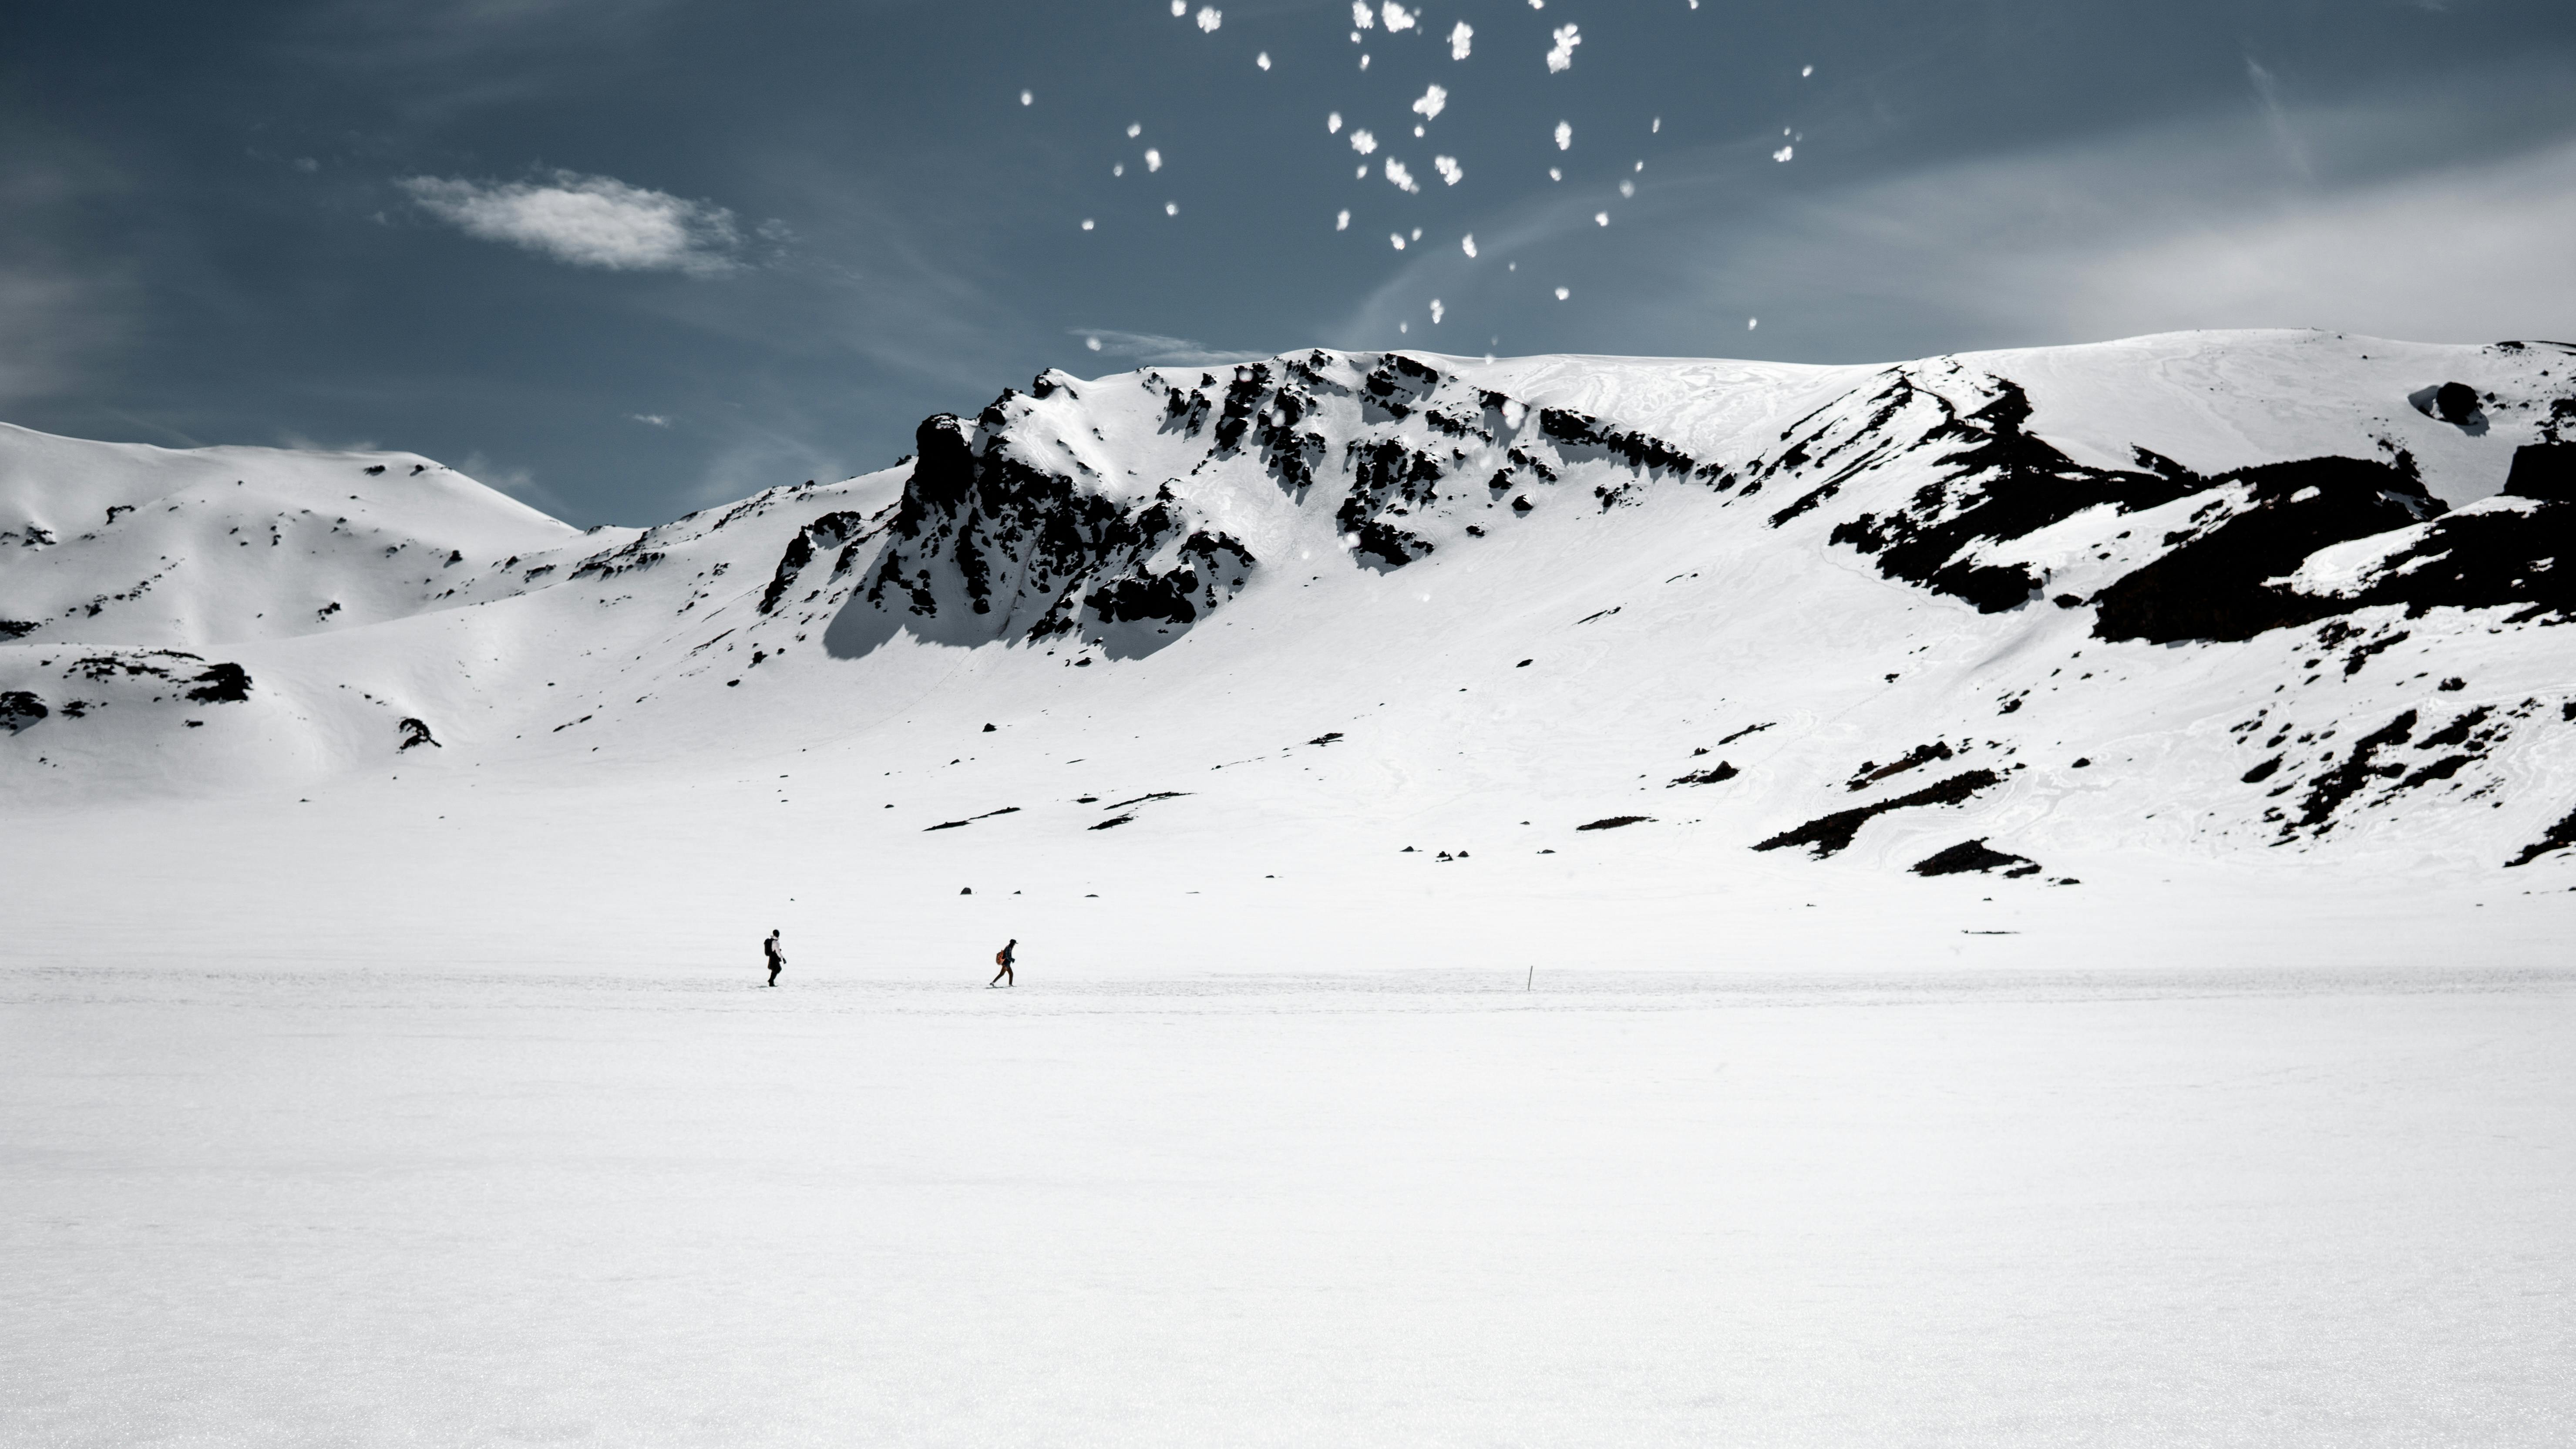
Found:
3,333 -> 2573,875
836,347 -> 2574,654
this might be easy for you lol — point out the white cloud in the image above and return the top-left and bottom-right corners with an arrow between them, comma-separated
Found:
1449,21 -> 1472,60
1412,84 -> 1447,122
629,413 -> 672,427
400,170 -> 741,275
1066,328 -> 1265,366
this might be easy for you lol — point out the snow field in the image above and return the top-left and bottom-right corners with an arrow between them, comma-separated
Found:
6,941 -> 2570,1446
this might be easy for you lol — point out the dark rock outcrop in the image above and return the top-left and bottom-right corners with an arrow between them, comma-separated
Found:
1829,382 -> 2202,614
183,662 -> 252,704
2505,805 -> 2576,868
0,690 -> 47,732
2091,457 -> 2441,643
1753,770 -> 2003,858
2505,443 -> 2575,504
853,415 -> 1258,653
1911,839 -> 2040,877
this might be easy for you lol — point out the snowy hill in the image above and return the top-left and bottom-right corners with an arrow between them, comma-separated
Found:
5,329 -> 2574,889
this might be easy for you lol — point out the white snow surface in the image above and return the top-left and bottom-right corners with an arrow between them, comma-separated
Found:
5,329 -> 2575,1443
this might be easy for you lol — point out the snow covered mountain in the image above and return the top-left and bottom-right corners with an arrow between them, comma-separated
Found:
5,329 -> 2573,885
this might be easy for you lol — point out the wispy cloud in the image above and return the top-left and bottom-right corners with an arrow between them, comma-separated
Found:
679,427 -> 850,508
629,412 -> 672,427
1722,118 -> 2576,350
459,449 -> 578,518
277,429 -> 382,452
0,263 -> 115,405
289,0 -> 683,115
400,170 -> 741,275
2014,138 -> 2576,344
0,143 -> 136,407
2243,57 -> 2312,178
1340,84 -> 2576,361
1070,328 -> 1268,366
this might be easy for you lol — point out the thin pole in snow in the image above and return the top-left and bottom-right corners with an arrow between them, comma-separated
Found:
1527,964 -> 1534,992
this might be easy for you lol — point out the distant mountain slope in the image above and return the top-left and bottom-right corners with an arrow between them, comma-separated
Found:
4,330 -> 2572,877
0,422 -> 593,651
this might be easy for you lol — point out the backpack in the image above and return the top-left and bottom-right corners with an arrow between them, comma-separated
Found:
995,948 -> 1008,965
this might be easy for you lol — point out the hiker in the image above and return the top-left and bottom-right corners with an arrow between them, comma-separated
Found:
988,938 -> 1016,988
763,930 -> 785,987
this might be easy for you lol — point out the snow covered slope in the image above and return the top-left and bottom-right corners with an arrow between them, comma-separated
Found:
4,329 -> 2573,884
0,422 -> 590,649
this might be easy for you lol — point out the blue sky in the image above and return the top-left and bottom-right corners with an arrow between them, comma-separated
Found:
5,0 -> 2572,525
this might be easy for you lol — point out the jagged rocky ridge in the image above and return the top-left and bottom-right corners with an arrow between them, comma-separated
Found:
780,349 -> 2576,657
750,346 -> 2576,867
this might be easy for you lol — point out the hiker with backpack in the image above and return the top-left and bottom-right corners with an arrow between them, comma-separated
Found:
989,938 -> 1016,988
763,930 -> 785,987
